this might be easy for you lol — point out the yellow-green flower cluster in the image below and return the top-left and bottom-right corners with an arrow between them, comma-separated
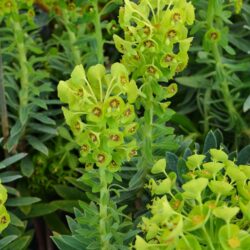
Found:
133,149 -> 250,249
58,63 -> 139,172
0,183 -> 10,233
114,0 -> 195,81
0,0 -> 34,17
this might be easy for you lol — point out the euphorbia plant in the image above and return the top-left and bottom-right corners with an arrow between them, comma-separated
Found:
133,148 -> 250,250
114,0 -> 195,189
54,0 -> 195,248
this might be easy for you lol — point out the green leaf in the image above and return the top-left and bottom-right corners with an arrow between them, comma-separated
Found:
203,131 -> 217,154
29,123 -> 58,135
19,106 -> 30,125
0,235 -> 18,249
3,236 -> 31,250
237,145 -> 250,165
0,171 -> 22,183
20,157 -> 34,177
27,203 -> 58,217
6,197 -> 41,207
27,136 -> 48,155
53,185 -> 86,200
0,153 -> 27,169
171,113 -> 198,133
52,236 -> 80,250
32,113 -> 56,125
9,212 -> 24,227
243,95 -> 250,112
50,200 -> 80,213
175,75 -> 210,89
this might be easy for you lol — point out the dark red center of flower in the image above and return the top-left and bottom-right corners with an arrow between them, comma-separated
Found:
210,32 -> 219,40
81,144 -> 88,152
147,66 -> 156,74
144,40 -> 154,48
89,133 -> 97,142
110,134 -> 120,141
110,99 -> 120,108
167,30 -> 177,38
173,13 -> 181,22
98,154 -> 105,163
165,54 -> 174,62
1,216 -> 7,224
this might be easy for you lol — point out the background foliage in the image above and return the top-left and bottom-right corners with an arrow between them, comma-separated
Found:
0,0 -> 249,249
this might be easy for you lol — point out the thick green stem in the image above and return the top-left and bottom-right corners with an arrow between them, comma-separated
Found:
93,0 -> 104,64
141,82 -> 154,166
99,167 -> 110,250
0,45 -> 9,143
61,9 -> 81,65
12,18 -> 29,108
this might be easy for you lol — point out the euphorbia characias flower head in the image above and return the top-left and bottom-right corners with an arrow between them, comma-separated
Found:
57,63 -> 138,172
114,0 -> 195,81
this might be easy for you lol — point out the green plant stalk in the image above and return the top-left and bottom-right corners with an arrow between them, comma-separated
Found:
12,17 -> 29,108
93,0 -> 104,64
212,44 -> 247,133
132,81 -> 154,189
203,87 -> 211,134
61,9 -> 81,65
207,0 -> 248,140
99,167 -> 110,250
142,82 -> 154,165
202,225 -> 215,250
0,45 -> 9,143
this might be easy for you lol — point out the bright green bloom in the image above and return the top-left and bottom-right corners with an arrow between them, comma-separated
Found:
114,0 -> 194,81
58,64 -> 138,172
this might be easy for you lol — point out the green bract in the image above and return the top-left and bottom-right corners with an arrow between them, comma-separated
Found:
58,63 -> 138,172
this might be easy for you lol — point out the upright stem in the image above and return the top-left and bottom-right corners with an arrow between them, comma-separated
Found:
141,82 -> 154,166
202,226 -> 215,250
207,0 -> 248,141
0,45 -> 9,143
61,9 -> 81,65
93,0 -> 104,64
12,17 -> 29,109
99,167 -> 110,250
131,81 -> 154,189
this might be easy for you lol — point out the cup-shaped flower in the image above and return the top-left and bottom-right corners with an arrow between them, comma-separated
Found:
151,158 -> 166,174
210,149 -> 228,163
185,205 -> 209,231
213,206 -> 239,223
182,177 -> 208,201
209,180 -> 233,196
226,166 -> 246,182
186,154 -> 206,170
202,162 -> 224,177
